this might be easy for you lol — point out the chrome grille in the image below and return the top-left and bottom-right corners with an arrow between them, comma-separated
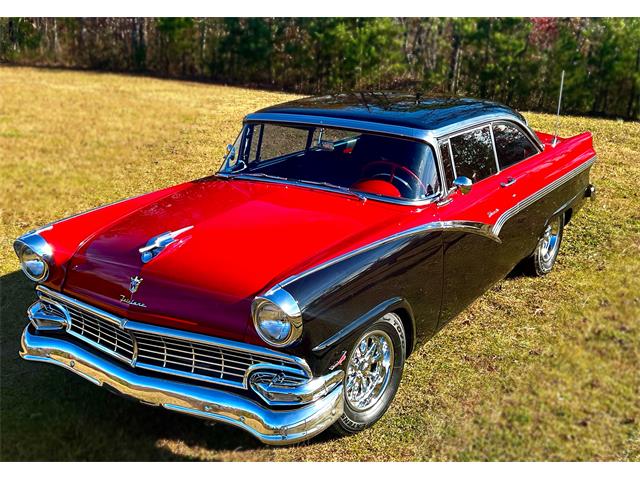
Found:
36,287 -> 308,389
66,303 -> 136,362
134,331 -> 294,386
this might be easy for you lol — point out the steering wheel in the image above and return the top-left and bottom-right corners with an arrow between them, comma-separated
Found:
360,160 -> 429,198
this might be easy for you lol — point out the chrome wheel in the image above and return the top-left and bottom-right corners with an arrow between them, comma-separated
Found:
332,313 -> 405,436
538,216 -> 562,272
345,329 -> 394,412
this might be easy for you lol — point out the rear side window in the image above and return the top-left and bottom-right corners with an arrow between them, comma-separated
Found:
449,126 -> 497,183
492,122 -> 538,169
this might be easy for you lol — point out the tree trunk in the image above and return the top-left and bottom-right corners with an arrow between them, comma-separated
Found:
200,18 -> 207,75
480,20 -> 493,98
52,18 -> 59,58
627,47 -> 640,119
449,31 -> 462,94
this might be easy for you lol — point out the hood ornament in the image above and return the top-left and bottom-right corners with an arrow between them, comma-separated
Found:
120,275 -> 146,308
139,225 -> 193,263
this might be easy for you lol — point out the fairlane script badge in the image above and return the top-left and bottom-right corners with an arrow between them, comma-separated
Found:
120,275 -> 147,308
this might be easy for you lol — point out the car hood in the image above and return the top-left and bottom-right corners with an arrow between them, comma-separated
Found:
62,176 -> 407,343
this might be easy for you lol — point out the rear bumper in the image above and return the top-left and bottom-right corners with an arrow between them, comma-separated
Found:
20,326 -> 344,445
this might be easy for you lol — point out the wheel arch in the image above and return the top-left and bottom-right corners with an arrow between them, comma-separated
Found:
563,207 -> 573,225
391,305 -> 417,358
310,296 -> 417,358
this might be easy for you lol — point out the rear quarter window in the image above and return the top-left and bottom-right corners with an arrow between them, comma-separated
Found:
492,122 -> 538,169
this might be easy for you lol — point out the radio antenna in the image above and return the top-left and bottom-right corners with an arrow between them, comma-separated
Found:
552,70 -> 565,147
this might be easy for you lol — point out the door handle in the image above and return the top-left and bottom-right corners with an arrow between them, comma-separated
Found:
500,177 -> 517,188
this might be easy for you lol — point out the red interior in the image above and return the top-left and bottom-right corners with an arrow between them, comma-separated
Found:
351,179 -> 402,198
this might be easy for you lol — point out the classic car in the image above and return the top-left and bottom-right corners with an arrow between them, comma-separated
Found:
15,93 -> 596,445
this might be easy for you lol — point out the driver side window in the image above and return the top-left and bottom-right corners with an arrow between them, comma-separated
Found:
245,123 -> 310,163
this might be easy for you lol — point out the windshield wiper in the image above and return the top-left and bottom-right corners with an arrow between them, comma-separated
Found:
232,172 -> 367,202
236,172 -> 289,182
296,179 -> 367,202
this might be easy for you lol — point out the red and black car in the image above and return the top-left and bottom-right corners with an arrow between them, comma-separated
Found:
14,93 -> 596,444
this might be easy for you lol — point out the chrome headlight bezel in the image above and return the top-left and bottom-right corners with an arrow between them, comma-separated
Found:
13,232 -> 53,282
252,287 -> 302,348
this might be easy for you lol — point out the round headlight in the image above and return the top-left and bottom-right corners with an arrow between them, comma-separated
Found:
19,245 -> 48,280
14,233 -> 53,282
252,289 -> 302,347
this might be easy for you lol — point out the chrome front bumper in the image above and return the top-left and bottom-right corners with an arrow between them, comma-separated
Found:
20,326 -> 344,445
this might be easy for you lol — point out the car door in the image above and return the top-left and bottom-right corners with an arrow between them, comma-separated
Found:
435,123 -> 530,327
488,120 -> 546,263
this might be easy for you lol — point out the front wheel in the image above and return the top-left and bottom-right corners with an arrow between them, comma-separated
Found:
525,213 -> 565,276
331,312 -> 406,436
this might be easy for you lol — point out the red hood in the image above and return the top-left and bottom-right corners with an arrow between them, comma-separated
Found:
60,177 -> 408,343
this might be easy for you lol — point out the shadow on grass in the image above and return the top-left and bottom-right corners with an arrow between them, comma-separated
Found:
0,270 -> 332,461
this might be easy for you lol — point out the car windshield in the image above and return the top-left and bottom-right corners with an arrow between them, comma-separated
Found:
220,123 -> 441,201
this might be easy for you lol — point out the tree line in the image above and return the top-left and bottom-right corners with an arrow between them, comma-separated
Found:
1,17 -> 639,120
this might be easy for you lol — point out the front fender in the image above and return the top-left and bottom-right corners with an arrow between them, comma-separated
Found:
311,295 -> 416,356
281,230 -> 443,374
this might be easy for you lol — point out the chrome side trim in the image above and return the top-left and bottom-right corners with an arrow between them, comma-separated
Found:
492,155 -> 596,236
20,326 -> 343,445
271,157 -> 594,292
276,220 -> 499,290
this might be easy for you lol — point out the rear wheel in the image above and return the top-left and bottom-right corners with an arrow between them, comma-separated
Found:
525,213 -> 564,276
331,312 -> 406,436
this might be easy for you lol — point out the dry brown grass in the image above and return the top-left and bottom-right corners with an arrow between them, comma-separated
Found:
1,67 -> 638,461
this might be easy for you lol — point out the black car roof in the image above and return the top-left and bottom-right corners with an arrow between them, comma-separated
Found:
252,92 -> 526,133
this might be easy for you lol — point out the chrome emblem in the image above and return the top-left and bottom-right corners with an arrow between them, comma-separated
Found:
120,275 -> 146,308
487,208 -> 500,218
129,275 -> 143,294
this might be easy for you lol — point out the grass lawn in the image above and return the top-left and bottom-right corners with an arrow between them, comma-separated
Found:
1,66 -> 638,461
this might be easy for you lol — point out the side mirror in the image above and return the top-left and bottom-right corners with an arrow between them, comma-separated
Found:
225,144 -> 236,163
224,144 -> 246,171
453,176 -> 473,195
318,140 -> 335,151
